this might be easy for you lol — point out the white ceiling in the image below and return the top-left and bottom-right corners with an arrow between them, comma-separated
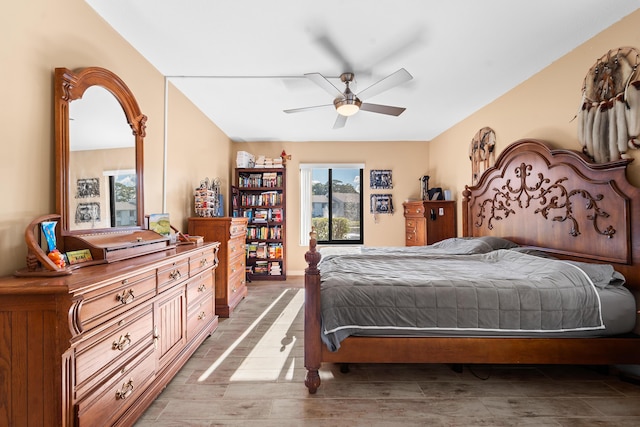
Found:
86,0 -> 640,143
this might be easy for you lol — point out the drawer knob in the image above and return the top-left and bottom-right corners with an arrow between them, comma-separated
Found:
112,333 -> 132,351
153,326 -> 159,350
200,258 -> 209,267
198,311 -> 207,320
115,379 -> 134,400
116,289 -> 135,305
169,270 -> 182,280
197,283 -> 206,293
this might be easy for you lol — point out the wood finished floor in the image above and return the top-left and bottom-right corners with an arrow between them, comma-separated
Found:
135,277 -> 640,426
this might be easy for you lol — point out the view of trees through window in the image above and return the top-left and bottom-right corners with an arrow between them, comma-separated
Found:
311,168 -> 363,243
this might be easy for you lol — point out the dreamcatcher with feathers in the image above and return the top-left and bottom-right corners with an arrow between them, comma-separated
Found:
576,46 -> 640,162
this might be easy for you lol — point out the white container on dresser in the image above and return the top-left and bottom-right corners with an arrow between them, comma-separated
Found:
0,242 -> 219,427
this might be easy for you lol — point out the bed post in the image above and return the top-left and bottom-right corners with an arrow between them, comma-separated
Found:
304,230 -> 322,394
462,186 -> 471,236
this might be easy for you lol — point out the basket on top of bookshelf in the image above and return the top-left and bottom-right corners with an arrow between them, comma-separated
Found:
232,167 -> 286,280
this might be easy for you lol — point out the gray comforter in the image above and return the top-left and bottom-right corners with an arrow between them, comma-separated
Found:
319,240 -> 618,351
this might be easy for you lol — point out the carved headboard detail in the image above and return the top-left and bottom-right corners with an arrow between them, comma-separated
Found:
463,140 -> 638,278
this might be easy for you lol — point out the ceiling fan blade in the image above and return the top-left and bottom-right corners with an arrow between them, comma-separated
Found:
283,104 -> 333,114
333,114 -> 348,129
360,103 -> 406,116
356,68 -> 413,100
305,73 -> 344,98
314,33 -> 354,74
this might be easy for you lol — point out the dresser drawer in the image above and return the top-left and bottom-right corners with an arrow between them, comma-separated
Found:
75,345 -> 156,427
186,271 -> 214,306
404,204 -> 425,216
229,220 -> 247,238
187,291 -> 214,339
75,305 -> 154,394
78,271 -> 156,332
228,237 -> 245,260
406,219 -> 418,232
157,258 -> 189,291
227,251 -> 245,278
229,267 -> 245,297
189,247 -> 217,277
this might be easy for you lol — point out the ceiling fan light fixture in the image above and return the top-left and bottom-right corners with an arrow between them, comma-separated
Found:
334,97 -> 362,116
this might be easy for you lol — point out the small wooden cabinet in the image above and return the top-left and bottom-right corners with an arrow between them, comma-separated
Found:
0,243 -> 219,427
188,217 -> 248,317
403,200 -> 457,245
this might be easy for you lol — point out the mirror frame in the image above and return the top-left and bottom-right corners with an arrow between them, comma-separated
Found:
54,67 -> 147,237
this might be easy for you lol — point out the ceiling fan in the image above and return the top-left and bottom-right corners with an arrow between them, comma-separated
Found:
284,68 -> 413,129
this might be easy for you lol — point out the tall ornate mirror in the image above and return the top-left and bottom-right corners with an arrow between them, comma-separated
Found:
55,67 -> 146,234
17,67 -> 171,276
50,67 -> 170,267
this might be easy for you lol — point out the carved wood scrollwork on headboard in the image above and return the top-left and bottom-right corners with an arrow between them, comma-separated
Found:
475,162 -> 616,239
463,139 -> 635,266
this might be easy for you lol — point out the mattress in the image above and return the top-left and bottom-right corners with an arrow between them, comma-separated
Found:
318,238 -> 637,351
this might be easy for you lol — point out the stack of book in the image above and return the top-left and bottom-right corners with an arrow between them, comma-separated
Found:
269,261 -> 282,275
254,260 -> 269,275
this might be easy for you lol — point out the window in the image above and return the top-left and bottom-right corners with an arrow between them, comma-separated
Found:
300,164 -> 364,245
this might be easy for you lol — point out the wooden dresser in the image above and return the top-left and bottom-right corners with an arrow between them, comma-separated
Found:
188,217 -> 248,317
403,200 -> 457,245
0,243 -> 219,427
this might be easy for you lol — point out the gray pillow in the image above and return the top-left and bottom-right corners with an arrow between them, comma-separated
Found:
476,236 -> 519,250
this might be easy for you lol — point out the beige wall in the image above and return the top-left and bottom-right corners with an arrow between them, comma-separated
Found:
233,141 -> 434,274
1,0 -> 230,276
428,10 -> 640,234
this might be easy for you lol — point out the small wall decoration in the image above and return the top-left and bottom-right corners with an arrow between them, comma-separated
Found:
576,46 -> 640,162
370,169 -> 393,189
370,194 -> 394,214
75,202 -> 100,224
469,127 -> 496,185
76,178 -> 100,198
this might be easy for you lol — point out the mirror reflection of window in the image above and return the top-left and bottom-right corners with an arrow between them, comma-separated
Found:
106,171 -> 137,227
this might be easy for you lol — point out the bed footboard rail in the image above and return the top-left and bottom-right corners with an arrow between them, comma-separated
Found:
304,232 -> 322,393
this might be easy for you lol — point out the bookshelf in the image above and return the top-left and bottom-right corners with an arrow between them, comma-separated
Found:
233,167 -> 286,280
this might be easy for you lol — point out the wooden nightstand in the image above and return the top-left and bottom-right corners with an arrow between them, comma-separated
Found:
403,200 -> 456,246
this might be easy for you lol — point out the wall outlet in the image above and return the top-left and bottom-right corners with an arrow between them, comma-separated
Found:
438,207 -> 444,216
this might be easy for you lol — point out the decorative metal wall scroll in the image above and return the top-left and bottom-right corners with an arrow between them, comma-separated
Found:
474,162 -> 615,238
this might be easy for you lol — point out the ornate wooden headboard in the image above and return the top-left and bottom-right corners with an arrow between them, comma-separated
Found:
462,139 -> 640,290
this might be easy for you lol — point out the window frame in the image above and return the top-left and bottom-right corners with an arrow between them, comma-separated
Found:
300,163 -> 364,246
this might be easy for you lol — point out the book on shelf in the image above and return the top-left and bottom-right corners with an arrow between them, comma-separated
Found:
270,208 -> 283,222
269,261 -> 282,275
253,209 -> 269,222
254,260 -> 269,274
255,242 -> 268,259
246,242 -> 258,258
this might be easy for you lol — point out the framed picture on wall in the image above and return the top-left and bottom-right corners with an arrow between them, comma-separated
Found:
370,194 -> 394,214
370,170 -> 393,189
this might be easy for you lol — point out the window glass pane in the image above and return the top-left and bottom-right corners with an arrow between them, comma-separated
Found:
311,169 -> 329,241
331,169 -> 360,241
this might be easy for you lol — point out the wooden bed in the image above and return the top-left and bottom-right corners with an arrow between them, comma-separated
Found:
303,139 -> 640,393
